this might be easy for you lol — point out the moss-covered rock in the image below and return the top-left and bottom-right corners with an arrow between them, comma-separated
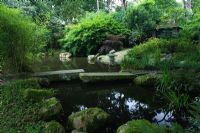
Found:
44,121 -> 66,133
117,119 -> 159,133
68,107 -> 110,132
117,120 -> 187,133
23,88 -> 54,102
71,130 -> 87,133
39,97 -> 63,120
134,74 -> 158,86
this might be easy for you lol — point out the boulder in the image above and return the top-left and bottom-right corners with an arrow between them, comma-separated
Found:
97,55 -> 110,65
97,49 -> 131,65
134,74 -> 159,86
23,88 -> 54,102
71,130 -> 87,133
68,108 -> 110,132
59,52 -> 72,58
39,97 -> 63,120
117,120 -> 159,133
38,78 -> 50,87
87,54 -> 99,64
59,52 -> 72,62
44,121 -> 66,133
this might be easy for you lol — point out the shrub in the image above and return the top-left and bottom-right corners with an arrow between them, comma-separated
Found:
181,15 -> 200,43
121,38 -> 198,70
61,12 -> 130,56
0,4 -> 48,72
189,100 -> 200,132
125,2 -> 160,41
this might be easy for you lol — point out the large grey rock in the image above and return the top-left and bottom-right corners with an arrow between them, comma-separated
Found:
44,121 -> 66,133
40,97 -> 63,120
97,49 -> 131,65
68,108 -> 110,132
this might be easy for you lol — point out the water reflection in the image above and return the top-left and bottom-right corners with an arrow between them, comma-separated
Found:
153,110 -> 174,126
126,98 -> 149,112
75,105 -> 88,111
50,81 -> 173,130
32,56 -> 120,72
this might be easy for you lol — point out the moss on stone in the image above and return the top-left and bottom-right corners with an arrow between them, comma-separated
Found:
44,121 -> 66,133
39,97 -> 63,120
117,119 -> 159,133
68,107 -> 110,132
71,130 -> 88,133
23,88 -> 54,102
134,74 -> 158,86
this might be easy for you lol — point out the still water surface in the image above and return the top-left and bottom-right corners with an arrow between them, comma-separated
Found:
34,56 -> 173,132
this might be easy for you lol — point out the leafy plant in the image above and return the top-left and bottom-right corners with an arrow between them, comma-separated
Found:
189,100 -> 200,132
0,79 -> 47,133
61,11 -> 130,56
0,4 -> 48,72
125,2 -> 160,41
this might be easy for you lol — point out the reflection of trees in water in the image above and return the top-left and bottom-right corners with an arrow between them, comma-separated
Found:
53,82 -> 173,129
96,91 -> 157,126
62,57 -> 120,72
32,56 -> 65,72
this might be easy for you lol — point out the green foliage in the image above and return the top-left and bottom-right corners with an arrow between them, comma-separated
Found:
181,15 -> 200,43
189,100 -> 200,132
125,2 -> 160,32
0,79 -> 46,133
121,38 -> 166,69
26,121 -> 46,133
122,37 -> 200,70
165,90 -> 189,111
155,0 -> 185,25
192,0 -> 200,15
61,12 -> 130,56
0,4 -> 48,72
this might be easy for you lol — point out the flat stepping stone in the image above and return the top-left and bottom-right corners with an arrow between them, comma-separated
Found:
79,72 -> 145,82
32,69 -> 85,77
32,69 -> 85,81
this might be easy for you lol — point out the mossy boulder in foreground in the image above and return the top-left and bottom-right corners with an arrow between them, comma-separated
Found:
23,88 -> 54,102
44,121 -> 66,133
117,119 -> 159,133
40,97 -> 63,120
68,107 -> 110,132
134,74 -> 159,86
117,119 -> 187,133
71,130 -> 88,133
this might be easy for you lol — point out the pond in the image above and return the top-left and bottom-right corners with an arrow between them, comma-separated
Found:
48,80 -> 173,132
31,56 -> 120,73
11,56 -> 176,132
32,56 -> 175,132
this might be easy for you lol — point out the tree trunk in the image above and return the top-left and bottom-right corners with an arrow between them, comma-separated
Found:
97,0 -> 100,11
